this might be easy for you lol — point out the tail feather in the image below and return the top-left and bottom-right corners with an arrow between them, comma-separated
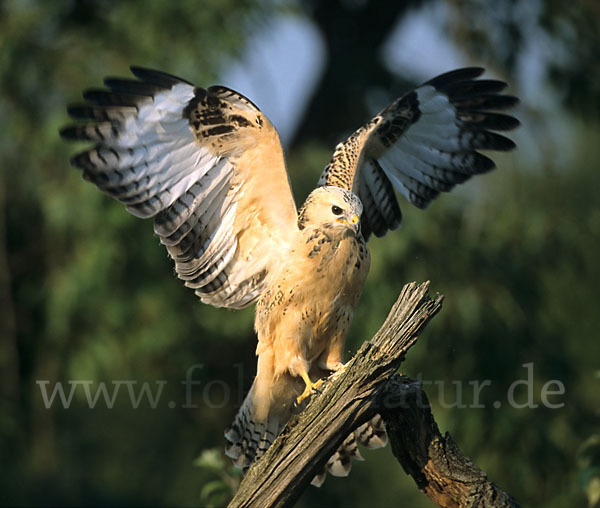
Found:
311,414 -> 388,487
224,385 -> 282,469
355,413 -> 388,449
326,433 -> 364,477
226,379 -> 388,487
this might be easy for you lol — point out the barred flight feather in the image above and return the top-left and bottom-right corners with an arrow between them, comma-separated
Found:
320,66 -> 519,234
61,66 -> 297,309
62,66 -> 519,486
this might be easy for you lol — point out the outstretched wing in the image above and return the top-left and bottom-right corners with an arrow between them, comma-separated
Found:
318,67 -> 519,238
61,67 -> 298,309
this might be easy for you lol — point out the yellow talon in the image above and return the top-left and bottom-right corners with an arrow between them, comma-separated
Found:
296,372 -> 324,405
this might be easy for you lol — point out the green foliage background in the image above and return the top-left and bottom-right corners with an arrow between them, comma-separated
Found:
1,1 -> 599,506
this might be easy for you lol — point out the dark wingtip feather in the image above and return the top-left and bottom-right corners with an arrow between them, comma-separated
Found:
454,94 -> 519,111
425,67 -> 485,88
69,151 -> 88,169
490,94 -> 519,109
66,103 -> 119,121
500,137 -> 517,151
81,88 -> 105,101
129,66 -> 193,87
472,153 -> 497,174
460,111 -> 520,131
82,89 -> 141,107
481,132 -> 517,151
66,103 -> 93,119
103,77 -> 162,96
59,125 -> 81,141
445,79 -> 508,99
59,125 -> 73,140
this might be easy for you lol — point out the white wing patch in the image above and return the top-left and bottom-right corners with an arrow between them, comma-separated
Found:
372,80 -> 516,209
319,67 -> 519,237
62,67 -> 297,309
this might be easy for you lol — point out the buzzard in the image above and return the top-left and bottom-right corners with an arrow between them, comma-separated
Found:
61,66 -> 518,484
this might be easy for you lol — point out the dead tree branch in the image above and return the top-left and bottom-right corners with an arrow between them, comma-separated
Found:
380,377 -> 520,508
228,281 -> 520,508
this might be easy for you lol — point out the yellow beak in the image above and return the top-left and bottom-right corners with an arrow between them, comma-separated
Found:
336,214 -> 360,231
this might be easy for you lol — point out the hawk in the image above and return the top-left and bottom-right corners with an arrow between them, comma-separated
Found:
61,66 -> 518,483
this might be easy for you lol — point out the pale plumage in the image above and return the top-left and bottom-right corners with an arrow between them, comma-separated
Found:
61,66 -> 518,483
63,69 -> 296,309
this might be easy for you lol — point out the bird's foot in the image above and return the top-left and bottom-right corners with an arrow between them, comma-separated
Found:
296,377 -> 324,405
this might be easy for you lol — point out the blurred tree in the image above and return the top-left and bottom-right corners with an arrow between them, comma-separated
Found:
292,0 -> 424,147
1,0 -> 599,507
446,0 -> 600,117
0,1 -> 267,505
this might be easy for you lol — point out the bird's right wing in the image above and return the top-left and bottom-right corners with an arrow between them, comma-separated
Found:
318,67 -> 519,238
61,67 -> 298,309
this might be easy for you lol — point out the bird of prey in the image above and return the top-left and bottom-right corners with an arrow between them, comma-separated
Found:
61,66 -> 518,483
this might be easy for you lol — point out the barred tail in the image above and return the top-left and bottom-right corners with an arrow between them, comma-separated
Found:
224,383 -> 281,469
311,414 -> 388,487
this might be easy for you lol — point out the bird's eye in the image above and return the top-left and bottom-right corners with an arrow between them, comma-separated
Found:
331,205 -> 343,215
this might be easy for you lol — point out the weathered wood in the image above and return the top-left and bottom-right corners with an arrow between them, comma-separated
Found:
380,377 -> 521,508
227,281 -> 519,508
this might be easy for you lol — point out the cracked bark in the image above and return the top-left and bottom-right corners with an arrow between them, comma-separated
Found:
227,281 -> 520,508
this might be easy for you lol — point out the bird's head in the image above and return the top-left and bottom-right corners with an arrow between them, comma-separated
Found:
298,186 -> 363,236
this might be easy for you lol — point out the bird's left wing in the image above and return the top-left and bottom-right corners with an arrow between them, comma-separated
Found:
318,67 -> 520,238
61,67 -> 298,309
